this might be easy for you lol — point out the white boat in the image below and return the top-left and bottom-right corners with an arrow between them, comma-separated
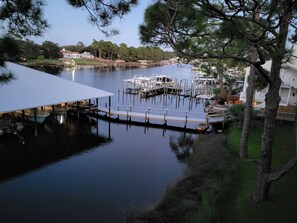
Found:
67,100 -> 97,116
25,109 -> 50,123
192,74 -> 219,95
124,75 -> 152,88
53,104 -> 68,115
152,74 -> 175,86
125,74 -> 176,88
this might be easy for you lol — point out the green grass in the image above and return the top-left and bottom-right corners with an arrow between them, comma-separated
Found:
128,121 -> 297,223
72,58 -> 101,65
226,121 -> 297,223
25,58 -> 102,66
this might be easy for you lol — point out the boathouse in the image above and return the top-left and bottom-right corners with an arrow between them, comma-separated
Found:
0,62 -> 113,134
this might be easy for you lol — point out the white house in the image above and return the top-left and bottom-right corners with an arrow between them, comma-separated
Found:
80,51 -> 94,59
240,44 -> 297,109
61,48 -> 81,59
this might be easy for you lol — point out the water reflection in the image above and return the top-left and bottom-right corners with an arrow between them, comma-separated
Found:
0,118 -> 111,183
0,65 -> 199,222
0,117 -> 192,223
169,133 -> 195,162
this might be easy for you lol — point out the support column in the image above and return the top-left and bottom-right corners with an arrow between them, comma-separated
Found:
108,96 -> 111,117
34,108 -> 38,136
76,101 -> 80,119
65,103 -> 68,121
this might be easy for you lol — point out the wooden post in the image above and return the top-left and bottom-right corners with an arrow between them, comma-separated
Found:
76,101 -> 80,119
88,99 -> 92,122
108,96 -> 111,117
65,103 -> 68,121
52,105 -> 55,116
185,110 -> 188,129
22,110 -> 25,119
34,108 -> 38,136
163,111 -> 167,126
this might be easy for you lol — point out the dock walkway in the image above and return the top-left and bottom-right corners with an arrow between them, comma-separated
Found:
96,106 -> 225,130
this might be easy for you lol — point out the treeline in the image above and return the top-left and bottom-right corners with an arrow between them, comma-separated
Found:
0,35 -> 175,62
64,40 -> 175,62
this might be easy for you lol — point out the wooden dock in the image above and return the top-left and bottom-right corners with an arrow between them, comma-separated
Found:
96,106 -> 225,131
140,85 -> 182,98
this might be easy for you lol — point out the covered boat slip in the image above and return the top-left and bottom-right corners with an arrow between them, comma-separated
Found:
0,62 -> 113,135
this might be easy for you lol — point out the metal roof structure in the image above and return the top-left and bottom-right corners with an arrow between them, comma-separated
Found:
0,62 -> 113,113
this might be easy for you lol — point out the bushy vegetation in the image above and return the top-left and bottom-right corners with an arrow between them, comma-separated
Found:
0,35 -> 175,63
127,120 -> 297,223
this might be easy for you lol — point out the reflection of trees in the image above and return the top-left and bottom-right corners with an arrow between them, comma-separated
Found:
0,118 -> 112,183
169,133 -> 195,163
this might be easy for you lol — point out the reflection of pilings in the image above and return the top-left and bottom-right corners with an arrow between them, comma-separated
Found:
108,120 -> 111,139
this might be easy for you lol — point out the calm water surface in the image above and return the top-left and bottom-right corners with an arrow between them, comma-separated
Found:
0,65 -> 200,223
60,65 -> 204,113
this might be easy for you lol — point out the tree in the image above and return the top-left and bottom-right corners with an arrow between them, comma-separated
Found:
91,40 -> 118,59
76,41 -> 85,52
0,0 -> 48,37
41,41 -> 60,59
0,0 -> 49,78
20,39 -> 41,59
0,0 -> 138,72
66,0 -> 138,36
118,43 -> 130,61
240,1 -> 261,159
140,0 -> 297,202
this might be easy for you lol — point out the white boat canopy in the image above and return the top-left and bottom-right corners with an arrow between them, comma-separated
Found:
0,62 -> 113,113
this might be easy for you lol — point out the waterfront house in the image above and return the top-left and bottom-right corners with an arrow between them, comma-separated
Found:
240,44 -> 297,120
80,51 -> 94,59
138,60 -> 153,66
61,48 -> 81,59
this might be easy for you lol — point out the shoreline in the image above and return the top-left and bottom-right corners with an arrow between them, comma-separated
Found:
126,133 -> 235,223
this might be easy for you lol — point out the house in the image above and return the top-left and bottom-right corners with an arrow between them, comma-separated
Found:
240,44 -> 297,120
80,51 -> 94,59
138,60 -> 153,66
61,48 -> 81,59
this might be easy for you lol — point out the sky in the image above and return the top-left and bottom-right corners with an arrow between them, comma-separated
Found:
30,0 -> 154,48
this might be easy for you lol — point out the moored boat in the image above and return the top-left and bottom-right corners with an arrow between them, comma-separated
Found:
25,109 -> 50,123
0,113 -> 24,136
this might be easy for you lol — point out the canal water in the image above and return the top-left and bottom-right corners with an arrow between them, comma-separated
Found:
0,65 -> 201,223
60,64 -> 205,115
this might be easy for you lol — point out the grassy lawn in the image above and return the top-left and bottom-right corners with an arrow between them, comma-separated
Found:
72,58 -> 101,65
227,121 -> 297,223
25,58 -> 102,66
